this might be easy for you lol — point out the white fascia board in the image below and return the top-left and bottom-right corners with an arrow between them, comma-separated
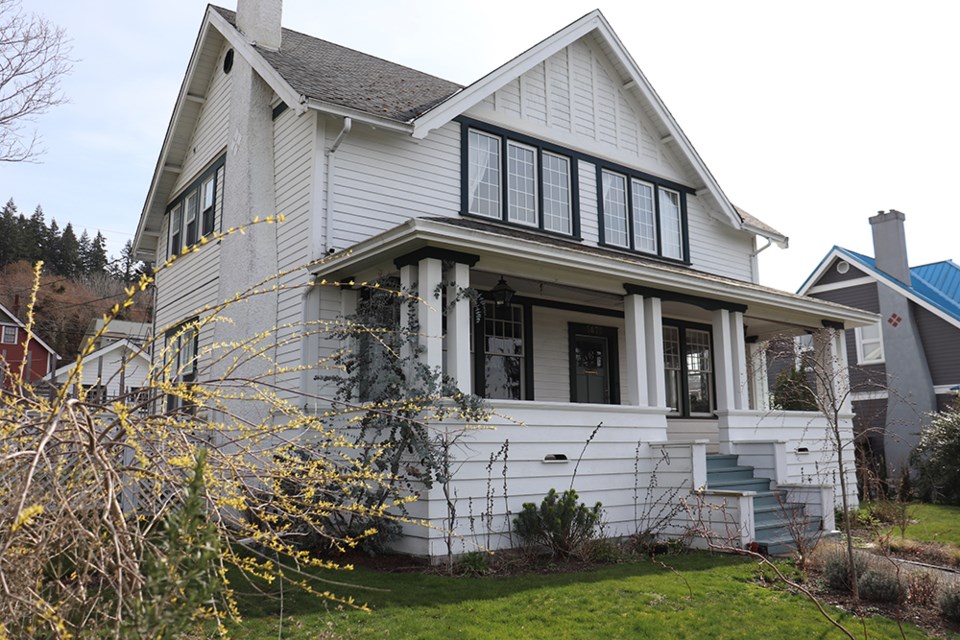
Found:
303,98 -> 413,134
797,247 -> 845,295
411,11 -> 603,138
134,9 -> 305,260
0,301 -> 58,358
741,222 -> 788,249
47,339 -> 149,381
315,219 -> 878,328
805,277 -> 875,294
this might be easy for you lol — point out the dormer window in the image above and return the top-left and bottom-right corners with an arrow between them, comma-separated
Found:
463,122 -> 578,237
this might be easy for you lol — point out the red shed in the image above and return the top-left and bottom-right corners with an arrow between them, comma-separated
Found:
0,301 -> 58,385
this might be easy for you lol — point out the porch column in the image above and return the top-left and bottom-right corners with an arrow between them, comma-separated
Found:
643,296 -> 666,408
624,293 -> 648,406
445,262 -> 472,393
712,309 -> 736,412
814,325 -> 851,413
399,264 -> 415,368
746,340 -> 770,411
418,257 -> 444,374
731,310 -> 749,410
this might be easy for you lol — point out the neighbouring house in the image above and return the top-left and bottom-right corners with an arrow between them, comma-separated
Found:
798,210 -> 960,483
132,1 -> 878,556
0,300 -> 58,386
45,319 -> 152,403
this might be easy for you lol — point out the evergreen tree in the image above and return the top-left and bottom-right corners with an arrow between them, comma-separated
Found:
0,199 -> 18,265
47,219 -> 61,270
57,223 -> 80,277
27,205 -> 47,263
78,229 -> 91,276
87,231 -> 108,275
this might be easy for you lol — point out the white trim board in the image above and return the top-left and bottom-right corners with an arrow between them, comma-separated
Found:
806,277 -> 875,294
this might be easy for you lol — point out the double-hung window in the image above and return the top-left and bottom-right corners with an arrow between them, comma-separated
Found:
1,326 -> 17,344
465,124 -> 576,237
165,319 -> 199,414
663,322 -> 715,417
167,155 -> 224,257
855,323 -> 884,364
599,167 -> 688,261
474,300 -> 528,401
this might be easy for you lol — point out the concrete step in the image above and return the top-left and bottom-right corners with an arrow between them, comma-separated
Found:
752,491 -> 788,509
706,454 -> 739,471
707,478 -> 772,492
706,466 -> 756,483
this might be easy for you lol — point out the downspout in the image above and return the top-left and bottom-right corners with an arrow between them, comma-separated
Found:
749,237 -> 772,286
323,116 -> 352,255
750,237 -> 773,257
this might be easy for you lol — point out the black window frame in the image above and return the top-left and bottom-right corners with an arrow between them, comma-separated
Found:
597,165 -> 691,264
459,118 -> 581,240
662,319 -> 716,418
164,318 -> 200,414
167,154 -> 225,257
472,296 -> 535,401
568,323 -> 620,405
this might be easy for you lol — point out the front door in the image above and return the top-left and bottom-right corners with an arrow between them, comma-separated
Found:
569,324 -> 619,404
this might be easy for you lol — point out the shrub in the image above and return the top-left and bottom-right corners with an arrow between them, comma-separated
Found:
912,404 -> 960,505
456,551 -> 491,576
771,366 -> 817,411
858,569 -> 905,603
822,550 -> 868,592
513,488 -> 602,558
940,584 -> 960,623
907,571 -> 941,607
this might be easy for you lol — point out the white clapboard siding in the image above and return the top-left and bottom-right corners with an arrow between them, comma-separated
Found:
330,123 -> 460,250
59,348 -> 150,398
686,196 -> 755,282
532,306 -> 626,403
172,43 -> 232,197
272,109 -> 317,397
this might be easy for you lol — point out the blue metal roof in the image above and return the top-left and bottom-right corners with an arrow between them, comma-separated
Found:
808,247 -> 960,325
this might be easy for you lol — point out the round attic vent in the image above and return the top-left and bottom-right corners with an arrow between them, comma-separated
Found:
223,49 -> 234,74
836,260 -> 850,274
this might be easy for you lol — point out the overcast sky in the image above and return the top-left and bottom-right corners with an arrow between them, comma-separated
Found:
8,1 -> 959,291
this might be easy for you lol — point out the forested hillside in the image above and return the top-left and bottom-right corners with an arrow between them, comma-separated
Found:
0,198 -> 152,361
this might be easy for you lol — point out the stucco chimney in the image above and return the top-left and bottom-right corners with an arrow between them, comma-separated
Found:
869,209 -> 911,286
237,0 -> 282,51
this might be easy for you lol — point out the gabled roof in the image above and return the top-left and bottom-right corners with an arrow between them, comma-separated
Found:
798,246 -> 960,330
47,338 -> 149,381
0,300 -> 59,358
135,5 -> 786,259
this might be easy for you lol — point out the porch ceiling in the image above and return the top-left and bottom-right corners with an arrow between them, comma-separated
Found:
314,217 -> 878,330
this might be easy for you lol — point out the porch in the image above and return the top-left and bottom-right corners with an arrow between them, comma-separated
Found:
312,217 -> 873,556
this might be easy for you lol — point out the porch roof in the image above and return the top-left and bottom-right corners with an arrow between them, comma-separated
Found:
313,217 -> 877,330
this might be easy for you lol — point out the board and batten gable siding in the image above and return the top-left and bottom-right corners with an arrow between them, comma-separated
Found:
272,108 -> 318,396
462,36 -> 754,282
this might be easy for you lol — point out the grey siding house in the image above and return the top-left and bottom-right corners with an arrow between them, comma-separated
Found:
798,211 -> 960,482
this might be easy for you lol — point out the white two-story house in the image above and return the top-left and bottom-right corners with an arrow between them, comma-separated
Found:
133,1 -> 876,556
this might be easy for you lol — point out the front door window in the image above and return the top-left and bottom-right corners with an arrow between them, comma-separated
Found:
569,324 -> 619,404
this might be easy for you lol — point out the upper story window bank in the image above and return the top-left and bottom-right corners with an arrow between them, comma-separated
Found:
459,117 -> 693,263
167,155 -> 225,257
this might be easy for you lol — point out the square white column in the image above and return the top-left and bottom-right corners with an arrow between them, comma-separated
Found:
730,310 -> 749,410
712,308 -> 735,412
747,341 -> 770,411
399,264 -> 415,368
418,257 -> 443,374
643,296 -> 665,408
446,262 -> 472,393
624,293 -> 648,406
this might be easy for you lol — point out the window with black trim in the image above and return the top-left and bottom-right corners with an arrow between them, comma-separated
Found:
663,321 -> 714,417
164,319 -> 199,414
599,166 -> 688,261
473,300 -> 530,400
464,124 -> 578,237
167,155 -> 224,257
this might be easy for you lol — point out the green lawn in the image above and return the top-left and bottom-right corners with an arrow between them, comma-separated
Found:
902,503 -> 960,545
229,553 -> 943,639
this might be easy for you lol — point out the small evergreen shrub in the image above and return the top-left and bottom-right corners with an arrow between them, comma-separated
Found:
513,488 -> 602,558
456,551 -> 491,576
858,569 -> 905,603
939,584 -> 960,623
822,550 -> 867,592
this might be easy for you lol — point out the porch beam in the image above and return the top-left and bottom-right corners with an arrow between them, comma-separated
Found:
418,258 -> 444,374
624,293 -> 648,406
446,262 -> 472,393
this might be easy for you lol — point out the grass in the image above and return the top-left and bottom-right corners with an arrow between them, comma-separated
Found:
228,553 -> 941,639
898,503 -> 960,545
